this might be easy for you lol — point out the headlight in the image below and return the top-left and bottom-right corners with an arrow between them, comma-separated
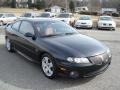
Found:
67,57 -> 90,63
112,22 -> 116,27
107,48 -> 112,58
75,22 -> 80,25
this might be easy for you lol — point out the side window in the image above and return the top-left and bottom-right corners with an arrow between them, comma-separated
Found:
12,21 -> 21,31
19,21 -> 35,35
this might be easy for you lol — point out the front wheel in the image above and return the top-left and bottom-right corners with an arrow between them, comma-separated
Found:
0,21 -> 3,26
41,54 -> 57,79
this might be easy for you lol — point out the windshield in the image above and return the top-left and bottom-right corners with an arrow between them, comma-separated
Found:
40,13 -> 50,17
58,14 -> 70,18
100,17 -> 113,21
22,13 -> 31,17
0,14 -> 3,18
35,21 -> 78,37
79,16 -> 91,20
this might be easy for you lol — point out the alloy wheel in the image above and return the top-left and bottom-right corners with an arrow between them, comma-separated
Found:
42,56 -> 54,77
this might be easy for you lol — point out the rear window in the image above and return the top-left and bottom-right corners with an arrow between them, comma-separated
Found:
22,13 -> 32,17
58,14 -> 70,18
7,14 -> 15,17
0,14 -> 3,17
40,13 -> 50,17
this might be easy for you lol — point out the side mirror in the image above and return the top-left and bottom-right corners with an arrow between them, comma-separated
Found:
25,32 -> 33,37
25,33 -> 36,40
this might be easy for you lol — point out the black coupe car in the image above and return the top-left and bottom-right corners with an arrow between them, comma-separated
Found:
5,18 -> 111,79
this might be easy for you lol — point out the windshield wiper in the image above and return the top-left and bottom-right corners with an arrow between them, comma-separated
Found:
65,32 -> 76,35
42,34 -> 64,37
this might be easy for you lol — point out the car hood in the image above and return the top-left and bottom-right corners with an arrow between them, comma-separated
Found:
42,34 -> 107,58
98,20 -> 115,24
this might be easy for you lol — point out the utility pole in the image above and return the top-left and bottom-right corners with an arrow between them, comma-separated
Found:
65,0 -> 68,12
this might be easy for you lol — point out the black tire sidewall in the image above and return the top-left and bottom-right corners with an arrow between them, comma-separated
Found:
41,54 -> 57,79
6,38 -> 14,52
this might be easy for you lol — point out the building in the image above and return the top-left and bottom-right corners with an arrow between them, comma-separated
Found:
16,0 -> 28,8
51,5 -> 61,13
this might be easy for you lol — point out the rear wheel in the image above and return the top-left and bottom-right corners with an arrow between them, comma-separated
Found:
5,38 -> 14,52
0,21 -> 3,26
41,54 -> 57,79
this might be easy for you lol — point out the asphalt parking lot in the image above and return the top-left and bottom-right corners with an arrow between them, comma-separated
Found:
0,26 -> 120,90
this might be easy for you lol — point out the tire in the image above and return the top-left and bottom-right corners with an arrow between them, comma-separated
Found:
5,38 -> 14,52
41,54 -> 57,79
0,21 -> 3,26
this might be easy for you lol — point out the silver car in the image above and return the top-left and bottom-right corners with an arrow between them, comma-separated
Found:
0,13 -> 17,26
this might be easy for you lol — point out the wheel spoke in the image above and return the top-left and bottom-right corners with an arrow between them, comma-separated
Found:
42,56 -> 54,77
48,62 -> 53,68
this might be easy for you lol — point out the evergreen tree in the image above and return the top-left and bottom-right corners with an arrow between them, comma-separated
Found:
11,0 -> 16,8
36,0 -> 45,10
69,0 -> 75,13
28,0 -> 32,8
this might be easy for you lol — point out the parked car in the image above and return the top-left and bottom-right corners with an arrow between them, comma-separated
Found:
56,13 -> 75,26
97,16 -> 116,30
19,12 -> 39,19
38,12 -> 56,18
5,19 -> 111,79
0,13 -> 17,26
75,15 -> 93,29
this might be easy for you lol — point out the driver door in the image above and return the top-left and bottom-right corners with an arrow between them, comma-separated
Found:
17,20 -> 37,60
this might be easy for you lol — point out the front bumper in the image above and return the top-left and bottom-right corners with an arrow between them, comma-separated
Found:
75,24 -> 92,29
56,57 -> 111,78
98,26 -> 115,30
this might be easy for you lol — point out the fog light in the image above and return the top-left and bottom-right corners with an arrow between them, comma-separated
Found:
69,71 -> 79,78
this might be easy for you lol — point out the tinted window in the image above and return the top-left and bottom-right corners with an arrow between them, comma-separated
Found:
0,14 -> 3,18
19,21 -> 34,35
40,13 -> 50,17
35,21 -> 78,37
22,13 -> 32,17
58,14 -> 70,18
12,21 -> 21,31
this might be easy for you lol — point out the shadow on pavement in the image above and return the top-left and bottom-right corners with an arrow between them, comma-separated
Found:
0,44 -> 95,90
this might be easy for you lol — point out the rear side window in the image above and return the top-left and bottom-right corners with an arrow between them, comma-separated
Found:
12,21 -> 21,31
19,21 -> 35,35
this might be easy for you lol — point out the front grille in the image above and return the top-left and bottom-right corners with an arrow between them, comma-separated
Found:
103,23 -> 106,26
109,24 -> 112,26
89,53 -> 109,65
